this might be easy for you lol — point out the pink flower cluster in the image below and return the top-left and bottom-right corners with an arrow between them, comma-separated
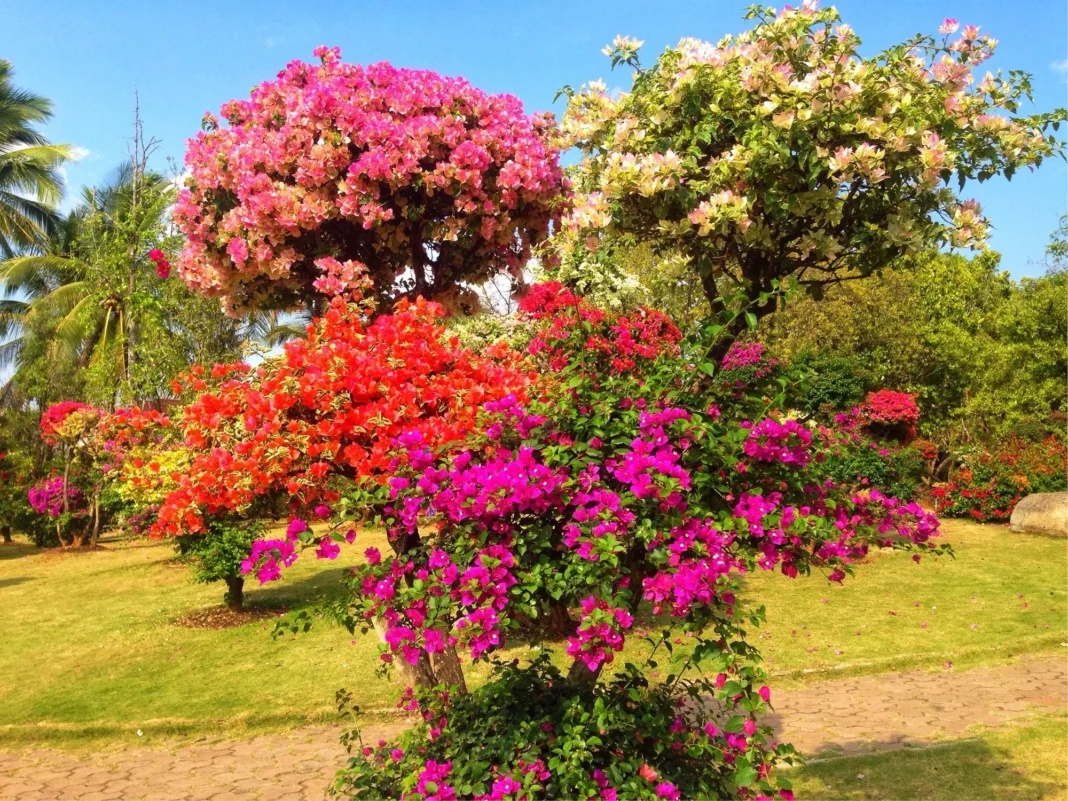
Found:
406,760 -> 455,801
240,538 -> 297,583
566,596 -> 634,671
643,518 -> 739,616
720,341 -> 766,371
175,47 -> 563,312
740,418 -> 814,468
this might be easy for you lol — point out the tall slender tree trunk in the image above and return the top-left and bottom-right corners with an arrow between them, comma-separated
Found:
89,491 -> 102,547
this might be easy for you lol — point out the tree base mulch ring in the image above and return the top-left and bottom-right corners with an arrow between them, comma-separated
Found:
174,606 -> 288,629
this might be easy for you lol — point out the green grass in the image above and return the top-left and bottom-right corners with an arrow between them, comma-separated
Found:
0,530 -> 389,748
0,519 -> 1064,749
792,714 -> 1068,800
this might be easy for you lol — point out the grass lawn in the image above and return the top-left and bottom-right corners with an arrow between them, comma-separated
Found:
0,518 -> 1064,749
792,714 -> 1068,801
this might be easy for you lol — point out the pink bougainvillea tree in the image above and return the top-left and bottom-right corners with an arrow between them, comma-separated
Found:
174,47 -> 565,314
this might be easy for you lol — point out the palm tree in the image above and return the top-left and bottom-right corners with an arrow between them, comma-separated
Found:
0,162 -> 174,402
242,309 -> 311,349
1,162 -> 310,403
0,60 -> 72,258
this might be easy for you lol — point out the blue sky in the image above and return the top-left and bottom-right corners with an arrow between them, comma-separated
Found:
3,0 -> 1066,277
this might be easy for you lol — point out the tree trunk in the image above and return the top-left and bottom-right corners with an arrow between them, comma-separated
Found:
567,658 -> 603,689
372,616 -> 437,687
1,525 -> 11,544
547,601 -> 574,638
56,520 -> 69,548
430,647 -> 468,694
225,575 -> 244,612
70,529 -> 87,548
89,491 -> 102,547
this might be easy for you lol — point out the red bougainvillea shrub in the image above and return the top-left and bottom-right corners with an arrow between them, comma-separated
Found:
154,292 -> 533,537
40,401 -> 102,447
174,47 -> 565,314
857,389 -> 920,442
932,434 -> 1068,522
233,282 -> 945,799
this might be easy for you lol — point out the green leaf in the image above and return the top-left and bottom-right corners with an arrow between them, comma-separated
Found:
734,761 -> 758,788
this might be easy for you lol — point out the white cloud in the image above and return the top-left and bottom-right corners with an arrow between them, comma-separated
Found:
69,145 -> 91,162
264,37 -> 277,48
1052,59 -> 1068,79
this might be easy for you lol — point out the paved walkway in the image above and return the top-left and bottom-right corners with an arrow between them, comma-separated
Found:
0,656 -> 1064,800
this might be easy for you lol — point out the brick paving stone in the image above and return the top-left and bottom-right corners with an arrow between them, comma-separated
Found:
0,654 -> 1064,799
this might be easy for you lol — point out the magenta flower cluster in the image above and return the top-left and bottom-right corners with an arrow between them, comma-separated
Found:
27,476 -> 84,518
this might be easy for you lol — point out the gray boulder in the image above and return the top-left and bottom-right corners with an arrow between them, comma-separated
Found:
1009,492 -> 1068,536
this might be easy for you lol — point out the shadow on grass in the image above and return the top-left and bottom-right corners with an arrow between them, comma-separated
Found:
0,541 -> 39,561
247,565 -> 354,611
0,576 -> 33,589
792,731 -> 1065,800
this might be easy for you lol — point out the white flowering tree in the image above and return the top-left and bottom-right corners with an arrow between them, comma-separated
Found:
556,3 -> 1065,341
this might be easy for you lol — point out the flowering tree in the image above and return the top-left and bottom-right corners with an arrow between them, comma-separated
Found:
174,47 -> 565,314
234,282 -> 944,799
557,4 -> 1065,340
153,281 -> 531,674
38,401 -> 103,546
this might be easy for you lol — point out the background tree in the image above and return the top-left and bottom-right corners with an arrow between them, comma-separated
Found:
557,6 -> 1065,347
764,245 -> 1066,446
0,59 -> 71,258
0,161 -> 250,407
174,47 -> 565,315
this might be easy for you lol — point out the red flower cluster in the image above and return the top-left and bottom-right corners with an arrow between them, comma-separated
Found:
933,434 -> 1067,522
859,390 -> 920,426
858,389 -> 920,442
147,248 -> 170,279
154,295 -> 533,535
518,281 -> 681,372
40,401 -> 100,446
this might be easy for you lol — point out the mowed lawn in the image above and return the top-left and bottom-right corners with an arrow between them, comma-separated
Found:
0,519 -> 1064,749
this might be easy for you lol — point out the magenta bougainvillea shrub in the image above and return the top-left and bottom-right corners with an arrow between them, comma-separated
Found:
244,283 -> 944,799
175,47 -> 565,314
27,476 -> 85,519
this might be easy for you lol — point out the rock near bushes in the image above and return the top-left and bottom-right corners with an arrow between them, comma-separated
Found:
1009,492 -> 1068,536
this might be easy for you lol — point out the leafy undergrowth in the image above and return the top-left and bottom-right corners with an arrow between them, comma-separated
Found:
0,518 -> 1063,749
791,714 -> 1068,800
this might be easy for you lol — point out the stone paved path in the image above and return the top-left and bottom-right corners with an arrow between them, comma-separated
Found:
0,655 -> 1064,800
